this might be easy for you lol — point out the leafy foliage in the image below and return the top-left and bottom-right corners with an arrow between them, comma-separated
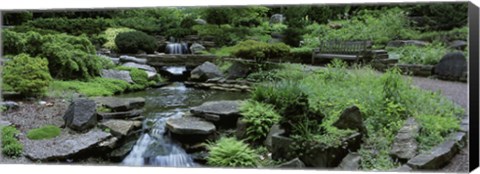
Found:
206,137 -> 260,167
27,125 -> 61,140
3,54 -> 53,97
114,66 -> 157,90
302,8 -> 418,47
23,17 -> 114,36
239,100 -> 281,143
2,30 -> 103,80
388,43 -> 449,65
114,31 -> 158,54
1,126 -> 23,157
100,27 -> 136,51
201,6 -> 269,26
231,40 -> 290,62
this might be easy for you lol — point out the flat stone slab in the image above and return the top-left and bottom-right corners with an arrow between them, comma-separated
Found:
24,129 -> 111,161
166,116 -> 215,135
97,109 -> 144,120
390,117 -> 419,160
99,119 -> 142,138
190,100 -> 244,128
190,100 -> 243,118
407,132 -> 466,170
93,97 -> 145,112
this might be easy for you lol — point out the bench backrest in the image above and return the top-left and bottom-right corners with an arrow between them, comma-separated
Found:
316,40 -> 373,55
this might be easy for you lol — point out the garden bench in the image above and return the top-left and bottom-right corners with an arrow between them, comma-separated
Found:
311,40 -> 373,64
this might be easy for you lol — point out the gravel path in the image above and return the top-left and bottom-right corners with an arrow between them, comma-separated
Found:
410,76 -> 469,173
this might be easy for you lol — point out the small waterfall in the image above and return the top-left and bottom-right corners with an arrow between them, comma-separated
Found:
123,110 -> 196,167
166,42 -> 189,54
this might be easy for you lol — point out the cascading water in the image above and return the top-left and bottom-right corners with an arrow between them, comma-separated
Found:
166,42 -> 189,54
122,110 -> 196,167
118,82 -> 249,167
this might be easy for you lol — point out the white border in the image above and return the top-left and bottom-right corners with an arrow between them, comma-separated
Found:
0,0 -> 471,10
0,0 -> 476,174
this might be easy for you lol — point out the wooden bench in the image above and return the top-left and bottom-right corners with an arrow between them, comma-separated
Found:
311,40 -> 373,64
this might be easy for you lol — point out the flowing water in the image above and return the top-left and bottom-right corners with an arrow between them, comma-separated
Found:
120,82 -> 249,167
166,42 -> 189,54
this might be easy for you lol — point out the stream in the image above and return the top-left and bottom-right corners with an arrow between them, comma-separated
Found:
118,71 -> 249,167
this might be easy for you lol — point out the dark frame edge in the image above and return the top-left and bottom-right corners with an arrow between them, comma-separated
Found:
468,1 -> 479,172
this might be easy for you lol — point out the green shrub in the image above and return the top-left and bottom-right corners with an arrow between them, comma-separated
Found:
231,40 -> 291,62
1,126 -> 23,157
2,30 -> 102,80
252,80 -> 311,136
100,27 -> 136,51
115,31 -> 158,54
239,100 -> 281,143
27,125 -> 61,140
3,54 -> 53,97
2,30 -> 26,55
388,43 -> 449,65
24,17 -> 114,36
206,137 -> 259,167
290,47 -> 313,63
40,34 -> 102,79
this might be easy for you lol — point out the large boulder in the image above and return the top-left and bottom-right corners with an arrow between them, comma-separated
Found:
122,62 -> 157,73
119,55 -> 147,64
270,14 -> 285,24
190,43 -> 206,54
98,119 -> 142,138
63,99 -> 97,132
166,116 -> 216,144
434,52 -> 467,81
190,100 -> 243,128
390,117 -> 419,161
333,105 -> 366,135
24,129 -> 111,161
190,61 -> 223,82
101,69 -> 134,83
225,61 -> 253,80
93,97 -> 145,112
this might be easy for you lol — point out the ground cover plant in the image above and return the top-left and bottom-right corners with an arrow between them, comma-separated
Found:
27,125 -> 61,140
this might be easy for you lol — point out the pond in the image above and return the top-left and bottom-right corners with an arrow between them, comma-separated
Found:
117,82 -> 249,167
